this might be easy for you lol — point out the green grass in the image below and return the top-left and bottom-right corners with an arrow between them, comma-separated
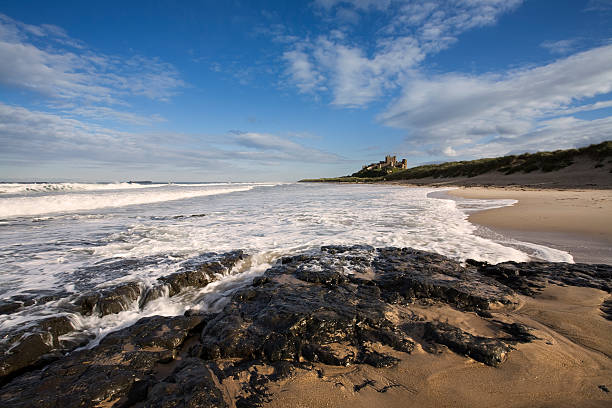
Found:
350,166 -> 404,178
299,141 -> 612,183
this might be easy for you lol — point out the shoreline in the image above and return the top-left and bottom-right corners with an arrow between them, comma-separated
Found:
446,187 -> 612,264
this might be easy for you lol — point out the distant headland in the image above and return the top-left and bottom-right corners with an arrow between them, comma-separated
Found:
300,141 -> 612,189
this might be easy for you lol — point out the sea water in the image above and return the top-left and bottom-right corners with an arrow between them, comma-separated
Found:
0,182 -> 572,345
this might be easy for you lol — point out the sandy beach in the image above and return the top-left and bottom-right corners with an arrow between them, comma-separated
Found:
447,187 -> 612,264
266,284 -> 612,408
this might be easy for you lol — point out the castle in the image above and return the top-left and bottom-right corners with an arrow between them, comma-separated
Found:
362,155 -> 408,172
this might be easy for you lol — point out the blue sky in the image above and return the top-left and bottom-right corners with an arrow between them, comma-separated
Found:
1,0 -> 611,181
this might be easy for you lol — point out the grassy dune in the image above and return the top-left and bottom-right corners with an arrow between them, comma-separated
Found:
300,141 -> 612,183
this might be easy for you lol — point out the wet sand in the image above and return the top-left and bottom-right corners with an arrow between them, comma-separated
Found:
447,187 -> 612,264
264,285 -> 612,408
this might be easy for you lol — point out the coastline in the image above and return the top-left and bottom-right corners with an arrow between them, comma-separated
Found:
446,187 -> 612,264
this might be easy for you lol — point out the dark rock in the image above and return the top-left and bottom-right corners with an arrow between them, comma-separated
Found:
373,248 -> 518,309
358,348 -> 400,368
0,292 -> 72,316
0,251 -> 250,389
601,299 -> 612,321
469,259 -> 612,295
0,315 -> 75,383
0,315 -> 205,407
0,301 -> 22,315
159,250 -> 246,297
143,359 -> 228,408
75,282 -> 142,317
497,322 -> 538,343
6,295 -> 36,307
71,250 -> 247,320
424,322 -> 512,367
354,379 -> 376,392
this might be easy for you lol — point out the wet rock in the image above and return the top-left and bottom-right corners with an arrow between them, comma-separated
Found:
159,250 -> 246,297
295,265 -> 348,286
197,246 -> 531,370
497,322 -> 538,343
373,248 -> 518,309
74,251 -> 248,316
600,299 -> 612,321
0,292 -> 71,316
469,259 -> 612,295
5,295 -> 36,308
143,358 -> 228,408
75,282 -> 142,317
0,301 -> 21,315
424,322 -> 512,367
0,315 -> 75,383
0,315 -> 205,408
198,269 -> 407,368
0,251 -> 249,390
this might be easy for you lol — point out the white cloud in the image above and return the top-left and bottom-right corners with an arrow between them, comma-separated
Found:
231,131 -> 340,162
540,39 -> 580,55
314,0 -> 392,11
453,116 -> 612,158
64,106 -> 167,126
286,1 -> 522,106
584,0 -> 612,12
335,7 -> 361,24
392,0 -> 523,51
286,35 -> 422,106
443,146 -> 458,157
0,103 -> 340,169
555,100 -> 612,116
283,49 -> 326,94
380,45 -> 612,156
0,14 -> 184,104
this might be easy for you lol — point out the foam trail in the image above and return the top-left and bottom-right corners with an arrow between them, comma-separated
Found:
437,188 -> 574,263
0,185 -> 268,218
0,182 -> 167,194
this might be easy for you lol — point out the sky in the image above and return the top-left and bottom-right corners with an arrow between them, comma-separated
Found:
0,0 -> 611,182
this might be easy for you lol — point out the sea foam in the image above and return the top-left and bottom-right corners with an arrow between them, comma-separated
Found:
0,183 -> 274,218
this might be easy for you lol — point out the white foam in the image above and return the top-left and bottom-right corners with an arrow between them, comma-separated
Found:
84,185 -> 535,266
439,188 -> 574,263
0,184 -> 273,218
0,182 -> 167,194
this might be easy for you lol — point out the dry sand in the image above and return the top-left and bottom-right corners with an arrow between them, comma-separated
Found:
447,187 -> 612,264
262,285 -> 612,408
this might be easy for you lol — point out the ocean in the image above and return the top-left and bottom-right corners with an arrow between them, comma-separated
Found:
0,182 -> 572,346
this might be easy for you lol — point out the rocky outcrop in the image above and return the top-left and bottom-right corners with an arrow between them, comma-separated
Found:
0,250 -> 247,385
1,246 -> 610,407
468,259 -> 612,295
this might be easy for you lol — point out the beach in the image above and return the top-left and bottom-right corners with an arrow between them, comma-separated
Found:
0,182 -> 610,407
448,187 -> 612,264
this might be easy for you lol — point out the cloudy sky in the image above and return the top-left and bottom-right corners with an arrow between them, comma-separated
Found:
1,0 -> 611,181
